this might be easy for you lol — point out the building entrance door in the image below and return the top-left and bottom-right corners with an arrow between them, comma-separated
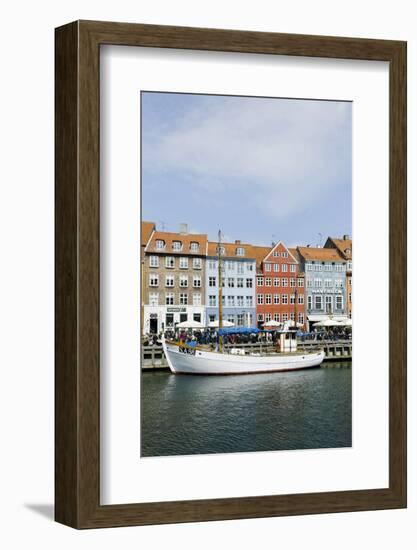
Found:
180,313 -> 187,323
149,317 -> 158,334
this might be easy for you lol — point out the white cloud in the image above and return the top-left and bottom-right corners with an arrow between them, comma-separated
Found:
143,97 -> 351,221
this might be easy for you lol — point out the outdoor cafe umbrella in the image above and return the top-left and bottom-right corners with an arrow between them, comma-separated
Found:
208,320 -> 235,328
314,319 -> 342,327
263,320 -> 281,328
337,318 -> 352,327
176,320 -> 205,329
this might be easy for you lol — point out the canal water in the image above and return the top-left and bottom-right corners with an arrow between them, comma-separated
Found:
141,364 -> 351,457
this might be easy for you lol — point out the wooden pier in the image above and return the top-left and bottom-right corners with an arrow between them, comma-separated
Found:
141,340 -> 352,371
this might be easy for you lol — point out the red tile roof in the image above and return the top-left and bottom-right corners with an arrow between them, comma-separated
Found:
141,221 -> 155,247
297,246 -> 345,262
146,230 -> 207,255
326,237 -> 352,260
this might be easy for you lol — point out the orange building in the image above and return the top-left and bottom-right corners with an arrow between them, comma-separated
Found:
253,242 -> 305,329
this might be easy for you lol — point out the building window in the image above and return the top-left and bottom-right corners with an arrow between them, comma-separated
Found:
228,278 -> 235,288
149,255 -> 159,268
193,293 -> 201,306
257,277 -> 264,286
273,277 -> 280,287
281,264 -> 288,272
314,295 -> 323,310
221,295 -> 226,306
265,313 -> 272,322
273,251 -> 280,257
325,295 -> 333,313
274,313 -> 280,322
298,278 -> 304,287
227,261 -> 235,271
265,263 -> 271,272
290,313 -> 295,321
236,247 -> 245,256
227,296 -> 235,307
237,295 -> 244,307
306,263 -> 313,271
349,292 -> 352,303
156,239 -> 165,250
165,293 -> 174,305
324,263 -> 332,271
315,264 -> 323,271
149,292 -> 159,306
218,246 -> 225,256
209,276 -> 216,287
247,263 -> 254,271
165,256 -> 175,269
179,293 -> 188,305
282,294 -> 288,305
172,240 -> 182,251
265,277 -> 272,286
237,263 -> 244,274
335,295 -> 343,310
290,278 -> 296,287
298,295 -> 304,305
265,294 -> 272,305
149,274 -> 159,287
273,263 -> 279,272
208,260 -> 217,270
290,294 -> 296,304
190,241 -> 199,252
290,264 -> 296,272
227,314 -> 235,324
179,276 -> 188,287
193,276 -> 201,288
165,275 -> 174,287
179,257 -> 188,269
209,295 -> 217,307
307,279 -> 313,288
257,294 -> 264,305
237,313 -> 245,326
246,278 -> 253,288
282,252 -> 288,258
246,296 -> 253,307
209,314 -> 216,323
335,279 -> 343,288
237,277 -> 244,288
258,314 -> 264,322
193,257 -> 202,269
274,294 -> 280,305
282,278 -> 288,287
282,313 -> 288,322
336,264 -> 345,272
347,260 -> 352,270
314,278 -> 322,288
324,279 -> 332,288
307,295 -> 313,310
298,313 -> 304,324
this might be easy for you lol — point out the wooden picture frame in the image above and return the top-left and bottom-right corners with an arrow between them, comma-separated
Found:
55,20 -> 407,529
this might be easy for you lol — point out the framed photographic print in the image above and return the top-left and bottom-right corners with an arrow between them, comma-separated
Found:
55,20 -> 406,528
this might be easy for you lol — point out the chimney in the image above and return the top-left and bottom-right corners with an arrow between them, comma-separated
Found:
235,240 -> 241,245
179,223 -> 188,234
343,234 -> 350,240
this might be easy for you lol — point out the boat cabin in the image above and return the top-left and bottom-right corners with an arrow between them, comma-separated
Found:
278,329 -> 298,352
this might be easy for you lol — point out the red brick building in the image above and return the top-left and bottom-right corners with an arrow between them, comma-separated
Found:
253,242 -> 305,329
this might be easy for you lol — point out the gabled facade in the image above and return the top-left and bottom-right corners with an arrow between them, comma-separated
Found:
254,242 -> 305,329
297,245 -> 348,329
205,240 -> 256,327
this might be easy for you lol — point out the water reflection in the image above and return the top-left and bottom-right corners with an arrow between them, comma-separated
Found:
141,364 -> 352,457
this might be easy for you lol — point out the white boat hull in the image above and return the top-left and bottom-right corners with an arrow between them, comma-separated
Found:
162,339 -> 325,375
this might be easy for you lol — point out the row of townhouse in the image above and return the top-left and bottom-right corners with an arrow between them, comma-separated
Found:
141,222 -> 352,335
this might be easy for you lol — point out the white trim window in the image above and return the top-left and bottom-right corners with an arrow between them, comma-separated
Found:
298,278 -> 304,287
165,275 -> 174,287
227,295 -> 235,307
179,275 -> 188,287
314,295 -> 323,310
314,278 -> 322,288
282,313 -> 288,322
290,278 -> 296,287
179,293 -> 188,305
228,277 -> 235,288
149,255 -> 159,268
246,263 -> 254,271
273,277 -> 280,287
307,295 -> 313,310
237,313 -> 245,326
193,293 -> 202,306
274,313 -> 280,322
227,261 -> 235,271
257,313 -> 264,322
179,257 -> 188,269
165,292 -> 174,305
190,241 -> 199,252
165,256 -> 175,269
273,263 -> 279,272
324,263 -> 332,271
193,276 -> 201,288
265,277 -> 272,287
282,294 -> 288,305
209,295 -> 217,307
172,240 -> 182,251
290,264 -> 296,272
149,292 -> 159,306
347,260 -> 352,270
282,252 -> 288,258
237,277 -> 244,288
257,294 -> 264,305
236,247 -> 245,256
237,263 -> 244,274
246,296 -> 253,307
281,264 -> 288,272
307,279 -> 313,288
335,295 -> 344,310
335,279 -> 344,288
264,263 -> 271,272
149,273 -> 159,287
273,251 -> 280,257
324,279 -> 332,288
274,294 -> 280,305
265,313 -> 272,322
336,264 -> 345,272
265,294 -> 272,305
282,278 -> 288,287
237,295 -> 244,307
193,257 -> 202,269
306,263 -> 313,271
298,313 -> 304,324
315,264 -> 323,271
155,239 -> 165,250
246,278 -> 253,288
290,294 -> 296,304
209,276 -> 216,287
208,260 -> 217,270
257,276 -> 264,286
298,295 -> 304,305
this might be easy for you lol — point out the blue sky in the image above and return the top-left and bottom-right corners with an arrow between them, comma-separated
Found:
141,91 -> 352,247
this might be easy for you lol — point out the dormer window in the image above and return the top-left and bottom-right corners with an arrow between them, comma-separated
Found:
190,242 -> 199,252
172,240 -> 182,251
217,246 -> 225,256
236,247 -> 245,256
156,239 -> 165,250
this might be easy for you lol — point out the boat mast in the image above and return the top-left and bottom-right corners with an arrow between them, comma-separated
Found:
218,229 -> 223,352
